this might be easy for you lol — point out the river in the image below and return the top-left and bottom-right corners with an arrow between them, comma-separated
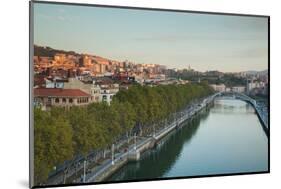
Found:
107,98 -> 268,181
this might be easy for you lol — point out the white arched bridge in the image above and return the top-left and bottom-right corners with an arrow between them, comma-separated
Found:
213,92 -> 269,137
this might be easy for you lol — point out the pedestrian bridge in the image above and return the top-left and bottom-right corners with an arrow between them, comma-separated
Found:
215,92 -> 257,106
214,92 -> 268,137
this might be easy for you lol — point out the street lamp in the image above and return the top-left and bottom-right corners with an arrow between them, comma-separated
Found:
83,160 -> 87,183
111,143 -> 115,165
134,133 -> 137,150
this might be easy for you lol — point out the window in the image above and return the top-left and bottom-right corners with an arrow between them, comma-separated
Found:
62,98 -> 66,103
69,98 -> 73,103
55,98 -> 59,103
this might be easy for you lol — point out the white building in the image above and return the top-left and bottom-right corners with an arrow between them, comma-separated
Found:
99,83 -> 119,105
210,84 -> 226,92
45,77 -> 65,89
247,80 -> 266,92
100,89 -> 114,105
232,86 -> 245,93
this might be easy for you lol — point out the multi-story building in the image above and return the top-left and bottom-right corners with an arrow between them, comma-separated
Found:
231,86 -> 246,93
54,53 -> 66,63
64,78 -> 101,102
78,55 -> 92,67
100,64 -> 106,74
210,84 -> 226,92
100,89 -> 114,105
45,77 -> 66,89
99,83 -> 119,105
34,88 -> 91,110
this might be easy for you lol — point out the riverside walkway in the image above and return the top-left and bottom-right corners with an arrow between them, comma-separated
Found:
84,93 -> 218,183
46,91 -> 268,185
45,94 -> 218,185
84,92 -> 268,183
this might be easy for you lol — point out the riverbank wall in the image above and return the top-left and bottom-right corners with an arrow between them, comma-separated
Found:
254,107 -> 269,137
93,158 -> 128,182
236,97 -> 268,137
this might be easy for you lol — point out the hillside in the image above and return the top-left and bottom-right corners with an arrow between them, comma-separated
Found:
34,45 -> 80,57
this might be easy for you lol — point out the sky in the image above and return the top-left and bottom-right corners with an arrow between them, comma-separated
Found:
33,2 -> 268,72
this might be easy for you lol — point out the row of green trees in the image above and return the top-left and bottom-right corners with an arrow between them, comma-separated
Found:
34,83 -> 213,184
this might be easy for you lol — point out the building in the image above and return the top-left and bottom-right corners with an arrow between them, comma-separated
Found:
225,88 -> 231,92
246,79 -> 267,95
231,86 -> 246,93
54,53 -> 66,63
64,78 -> 101,102
45,77 -> 67,89
78,55 -> 92,67
99,83 -> 119,105
100,64 -> 106,73
210,84 -> 226,92
34,88 -> 92,110
100,89 -> 114,105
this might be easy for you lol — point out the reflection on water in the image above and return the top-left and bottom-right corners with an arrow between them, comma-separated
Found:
107,99 -> 268,181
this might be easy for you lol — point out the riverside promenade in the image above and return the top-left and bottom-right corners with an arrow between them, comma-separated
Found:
84,93 -> 218,183
46,91 -> 267,185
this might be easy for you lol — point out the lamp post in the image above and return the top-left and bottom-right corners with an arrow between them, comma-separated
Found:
83,160 -> 87,183
111,143 -> 115,165
134,133 -> 137,150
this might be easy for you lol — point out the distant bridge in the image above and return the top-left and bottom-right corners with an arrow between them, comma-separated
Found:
214,92 -> 269,137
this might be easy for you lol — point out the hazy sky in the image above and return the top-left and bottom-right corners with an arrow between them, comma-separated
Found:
33,3 -> 268,72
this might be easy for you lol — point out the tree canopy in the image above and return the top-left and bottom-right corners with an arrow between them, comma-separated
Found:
33,83 -> 214,184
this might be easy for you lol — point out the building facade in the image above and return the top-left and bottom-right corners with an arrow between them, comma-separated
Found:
231,86 -> 246,93
34,88 -> 92,110
64,78 -> 101,102
210,84 -> 226,92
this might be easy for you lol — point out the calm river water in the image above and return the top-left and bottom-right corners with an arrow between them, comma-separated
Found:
107,99 -> 268,181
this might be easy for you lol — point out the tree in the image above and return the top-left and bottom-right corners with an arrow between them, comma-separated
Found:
33,83 -> 214,184
34,107 -> 73,185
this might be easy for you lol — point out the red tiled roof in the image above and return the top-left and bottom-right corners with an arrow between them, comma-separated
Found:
34,88 -> 90,97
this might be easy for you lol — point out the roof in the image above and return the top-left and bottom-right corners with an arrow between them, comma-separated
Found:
34,88 -> 91,97
34,76 -> 46,86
